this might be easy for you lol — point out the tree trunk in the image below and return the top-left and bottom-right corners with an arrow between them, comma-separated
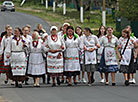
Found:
75,0 -> 80,11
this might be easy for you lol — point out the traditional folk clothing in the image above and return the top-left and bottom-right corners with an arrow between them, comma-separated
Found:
97,36 -> 104,64
5,36 -> 27,81
46,34 -> 65,77
99,35 -> 119,73
0,35 -> 13,73
83,34 -> 100,72
27,39 -> 46,76
64,34 -> 83,76
119,37 -> 136,73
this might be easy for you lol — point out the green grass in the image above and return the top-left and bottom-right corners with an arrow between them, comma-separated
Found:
14,1 -> 121,36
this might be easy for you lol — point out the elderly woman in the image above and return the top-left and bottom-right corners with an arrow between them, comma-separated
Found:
27,31 -> 46,87
46,26 -> 65,87
5,27 -> 27,88
64,26 -> 83,86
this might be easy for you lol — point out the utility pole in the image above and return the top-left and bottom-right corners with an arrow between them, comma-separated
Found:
102,0 -> 106,26
80,0 -> 83,23
53,0 -> 56,12
63,0 -> 66,15
45,0 -> 48,9
116,0 -> 119,11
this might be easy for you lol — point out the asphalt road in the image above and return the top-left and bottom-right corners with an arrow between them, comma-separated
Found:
0,11 -> 138,102
0,11 -> 50,34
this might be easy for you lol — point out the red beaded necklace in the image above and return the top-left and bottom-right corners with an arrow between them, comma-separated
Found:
68,35 -> 73,39
51,35 -> 58,42
107,35 -> 112,43
32,41 -> 38,48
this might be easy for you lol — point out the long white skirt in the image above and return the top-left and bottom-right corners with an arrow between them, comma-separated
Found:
10,52 -> 27,76
28,52 -> 46,76
64,48 -> 80,71
47,52 -> 63,73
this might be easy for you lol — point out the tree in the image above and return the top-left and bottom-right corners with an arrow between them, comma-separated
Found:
118,0 -> 138,21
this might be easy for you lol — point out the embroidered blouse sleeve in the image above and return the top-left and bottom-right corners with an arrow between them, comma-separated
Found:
0,36 -> 5,55
5,38 -> 12,56
60,36 -> 66,51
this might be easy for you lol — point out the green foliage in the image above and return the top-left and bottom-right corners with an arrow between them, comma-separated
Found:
118,0 -> 138,21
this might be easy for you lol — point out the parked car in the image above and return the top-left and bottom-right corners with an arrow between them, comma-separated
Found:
1,1 -> 15,12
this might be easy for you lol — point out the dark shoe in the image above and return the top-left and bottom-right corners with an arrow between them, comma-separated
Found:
61,80 -> 64,83
47,81 -> 50,84
125,80 -> 129,86
52,83 -> 56,87
91,78 -> 95,84
36,85 -> 40,87
57,79 -> 61,86
25,81 -> 29,85
74,82 -> 77,85
67,84 -> 72,86
65,80 -> 68,84
4,80 -> 8,84
112,83 -> 116,86
15,81 -> 18,87
18,84 -> 22,88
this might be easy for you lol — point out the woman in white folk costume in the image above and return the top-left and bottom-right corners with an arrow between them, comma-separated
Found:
27,31 -> 46,87
0,26 -> 13,84
99,27 -> 119,86
97,26 -> 106,83
125,26 -> 137,84
22,26 -> 32,85
75,26 -> 86,83
83,28 -> 100,86
116,29 -> 138,86
46,26 -> 65,87
64,26 -> 83,86
58,23 -> 70,38
41,33 -> 50,84
5,27 -> 27,88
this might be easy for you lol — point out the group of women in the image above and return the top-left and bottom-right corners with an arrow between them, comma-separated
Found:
0,23 -> 138,88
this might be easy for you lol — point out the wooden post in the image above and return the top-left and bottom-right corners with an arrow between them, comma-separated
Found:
102,0 -> 106,26
63,0 -> 66,15
80,0 -> 83,23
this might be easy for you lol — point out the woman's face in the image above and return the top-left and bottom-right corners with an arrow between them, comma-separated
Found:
84,29 -> 90,36
7,27 -> 13,35
39,25 -> 43,30
51,29 -> 57,35
100,26 -> 105,34
123,32 -> 128,38
107,28 -> 113,35
32,32 -> 36,40
14,29 -> 20,36
76,27 -> 82,35
63,25 -> 68,32
67,29 -> 74,36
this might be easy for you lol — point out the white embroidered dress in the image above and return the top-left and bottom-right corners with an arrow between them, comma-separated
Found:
119,37 -> 135,65
27,39 -> 46,76
100,35 -> 118,65
5,37 -> 27,76
46,35 -> 65,73
83,34 -> 100,65
0,35 -> 13,66
64,36 -> 83,71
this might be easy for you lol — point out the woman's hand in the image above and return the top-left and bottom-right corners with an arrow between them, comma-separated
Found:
60,45 -> 64,50
0,55 -> 2,60
6,55 -> 10,59
84,46 -> 87,51
118,55 -> 122,62
134,55 -> 137,59
89,48 -> 95,52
